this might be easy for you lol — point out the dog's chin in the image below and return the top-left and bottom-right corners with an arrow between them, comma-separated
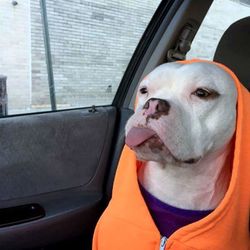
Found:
131,136 -> 201,165
132,136 -> 177,164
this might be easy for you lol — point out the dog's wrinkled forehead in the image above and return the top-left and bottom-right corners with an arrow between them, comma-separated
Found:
137,62 -> 237,107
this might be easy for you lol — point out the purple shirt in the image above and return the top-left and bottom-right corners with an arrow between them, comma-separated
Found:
139,183 -> 213,238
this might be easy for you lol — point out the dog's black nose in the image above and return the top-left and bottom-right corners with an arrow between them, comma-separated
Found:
143,98 -> 170,118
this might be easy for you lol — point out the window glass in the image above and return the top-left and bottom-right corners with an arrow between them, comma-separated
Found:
187,0 -> 250,60
0,0 -> 161,115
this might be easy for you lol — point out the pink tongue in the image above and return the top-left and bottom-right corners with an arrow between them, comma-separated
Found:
125,127 -> 156,148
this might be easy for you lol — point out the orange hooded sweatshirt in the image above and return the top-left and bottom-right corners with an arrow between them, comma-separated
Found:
93,60 -> 250,250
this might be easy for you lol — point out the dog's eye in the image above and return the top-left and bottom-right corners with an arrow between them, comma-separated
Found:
192,88 -> 219,99
194,88 -> 210,98
139,87 -> 148,95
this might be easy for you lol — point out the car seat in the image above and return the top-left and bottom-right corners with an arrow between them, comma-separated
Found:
213,16 -> 250,91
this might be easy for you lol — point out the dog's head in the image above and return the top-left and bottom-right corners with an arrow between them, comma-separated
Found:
125,61 -> 237,165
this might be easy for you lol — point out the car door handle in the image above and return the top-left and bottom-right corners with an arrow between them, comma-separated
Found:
0,203 -> 45,228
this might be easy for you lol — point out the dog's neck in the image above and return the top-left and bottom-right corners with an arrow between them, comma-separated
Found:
138,143 -> 233,210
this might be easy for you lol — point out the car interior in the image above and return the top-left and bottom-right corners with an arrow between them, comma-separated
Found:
0,0 -> 249,249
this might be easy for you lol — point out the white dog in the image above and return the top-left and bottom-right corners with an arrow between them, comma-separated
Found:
125,61 -> 237,210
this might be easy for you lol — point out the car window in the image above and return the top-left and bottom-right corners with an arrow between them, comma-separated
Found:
0,0 -> 161,116
187,0 -> 250,60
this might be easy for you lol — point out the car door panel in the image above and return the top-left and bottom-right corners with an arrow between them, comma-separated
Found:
0,191 -> 101,249
0,107 -> 116,249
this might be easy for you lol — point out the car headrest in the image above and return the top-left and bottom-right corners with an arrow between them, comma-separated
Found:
213,17 -> 250,91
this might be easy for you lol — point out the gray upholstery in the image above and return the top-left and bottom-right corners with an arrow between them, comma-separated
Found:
0,108 -> 115,200
214,17 -> 250,91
